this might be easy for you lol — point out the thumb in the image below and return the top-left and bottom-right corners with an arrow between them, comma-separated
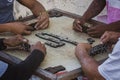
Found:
23,30 -> 32,35
100,35 -> 108,44
77,20 -> 81,24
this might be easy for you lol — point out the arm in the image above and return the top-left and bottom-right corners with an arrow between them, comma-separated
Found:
0,35 -> 28,50
17,49 -> 45,79
17,0 -> 46,17
15,42 -> 46,80
100,31 -> 120,44
107,21 -> 120,32
87,20 -> 120,38
73,0 -> 106,33
82,0 -> 106,21
0,24 -> 11,33
17,0 -> 49,30
75,43 -> 105,80
0,22 -> 33,35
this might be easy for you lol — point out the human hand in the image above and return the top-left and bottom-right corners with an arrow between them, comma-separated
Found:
34,11 -> 49,30
4,35 -> 28,47
100,31 -> 120,44
73,19 -> 85,32
75,43 -> 92,57
87,24 -> 108,38
9,22 -> 34,35
31,41 -> 46,56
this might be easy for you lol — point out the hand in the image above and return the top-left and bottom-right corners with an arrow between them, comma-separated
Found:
87,24 -> 108,38
4,35 -> 28,47
9,22 -> 34,35
34,11 -> 49,30
73,19 -> 85,32
100,31 -> 120,44
31,41 -> 46,56
75,43 -> 92,57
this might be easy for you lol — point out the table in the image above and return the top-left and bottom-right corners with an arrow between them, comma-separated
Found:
0,9 -> 109,80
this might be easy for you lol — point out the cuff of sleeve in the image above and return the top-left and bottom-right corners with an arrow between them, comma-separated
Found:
31,49 -> 45,61
0,38 -> 7,50
98,65 -> 111,80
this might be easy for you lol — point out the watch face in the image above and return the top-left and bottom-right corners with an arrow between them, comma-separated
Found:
7,0 -> 13,2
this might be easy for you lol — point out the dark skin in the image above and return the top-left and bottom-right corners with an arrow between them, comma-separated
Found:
3,35 -> 46,56
0,0 -> 49,35
73,0 -> 120,38
75,31 -> 120,79
75,43 -> 105,80
100,31 -> 120,44
18,0 -> 49,30
3,35 -> 28,47
30,41 -> 46,56
87,21 -> 120,38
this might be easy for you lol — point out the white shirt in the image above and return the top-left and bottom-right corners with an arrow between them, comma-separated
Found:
98,38 -> 120,80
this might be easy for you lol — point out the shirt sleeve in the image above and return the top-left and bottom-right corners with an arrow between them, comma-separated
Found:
98,38 -> 120,80
19,49 -> 45,72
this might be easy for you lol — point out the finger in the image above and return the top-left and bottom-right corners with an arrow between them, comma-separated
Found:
34,16 -> 41,29
36,19 -> 49,30
34,21 -> 39,29
73,22 -> 82,32
16,35 -> 24,42
101,37 -> 109,44
40,23 -> 49,30
90,34 -> 100,38
87,31 -> 98,36
77,20 -> 81,24
100,35 -> 108,44
36,41 -> 42,45
100,34 -> 106,41
74,26 -> 82,32
23,30 -> 32,35
39,15 -> 48,23
16,34 -> 22,38
26,26 -> 35,31
16,35 -> 28,43
22,39 -> 28,43
87,27 -> 95,32
34,20 -> 44,30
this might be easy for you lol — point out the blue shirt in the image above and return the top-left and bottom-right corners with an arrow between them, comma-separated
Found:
0,61 -> 8,77
0,0 -> 14,24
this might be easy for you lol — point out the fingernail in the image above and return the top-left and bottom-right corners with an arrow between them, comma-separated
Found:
34,25 -> 37,29
23,39 -> 27,42
100,42 -> 103,44
77,21 -> 80,23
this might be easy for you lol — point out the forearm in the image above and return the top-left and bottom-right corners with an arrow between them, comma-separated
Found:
82,0 -> 106,21
1,49 -> 45,80
22,49 -> 45,66
30,1 -> 46,17
17,49 -> 45,78
18,0 -> 46,17
77,50 -> 104,80
107,21 -> 120,32
0,24 -> 11,33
